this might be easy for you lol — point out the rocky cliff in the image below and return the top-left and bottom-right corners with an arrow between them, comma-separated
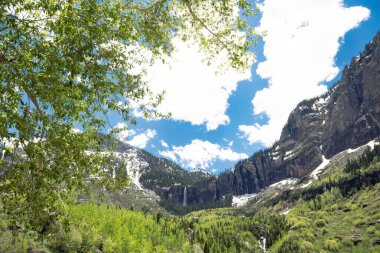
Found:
161,31 -> 380,205
221,31 -> 380,195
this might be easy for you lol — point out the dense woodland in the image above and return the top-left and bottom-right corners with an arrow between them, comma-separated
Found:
0,145 -> 379,252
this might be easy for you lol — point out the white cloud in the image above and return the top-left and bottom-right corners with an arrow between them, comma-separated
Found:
159,139 -> 248,170
72,128 -> 82,134
135,0 -> 253,131
126,129 -> 156,149
112,122 -> 156,149
160,140 -> 169,148
113,122 -> 136,140
144,38 -> 251,131
239,0 -> 370,146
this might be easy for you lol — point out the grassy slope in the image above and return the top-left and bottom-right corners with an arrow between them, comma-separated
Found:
1,149 -> 380,253
243,147 -> 380,252
271,183 -> 380,252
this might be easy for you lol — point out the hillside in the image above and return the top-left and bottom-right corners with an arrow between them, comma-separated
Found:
78,135 -> 213,212
3,143 -> 379,252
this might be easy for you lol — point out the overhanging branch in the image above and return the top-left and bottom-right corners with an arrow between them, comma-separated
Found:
183,1 -> 229,49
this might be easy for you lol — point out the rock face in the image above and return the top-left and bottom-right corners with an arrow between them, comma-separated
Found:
161,31 -> 380,204
162,179 -> 218,205
322,37 -> 380,157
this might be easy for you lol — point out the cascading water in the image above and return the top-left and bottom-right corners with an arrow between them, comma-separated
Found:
259,236 -> 266,252
183,186 -> 187,206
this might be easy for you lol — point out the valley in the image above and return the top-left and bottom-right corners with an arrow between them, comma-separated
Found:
2,140 -> 379,252
1,1 -> 379,252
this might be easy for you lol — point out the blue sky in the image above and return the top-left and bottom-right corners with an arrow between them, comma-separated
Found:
108,0 -> 380,174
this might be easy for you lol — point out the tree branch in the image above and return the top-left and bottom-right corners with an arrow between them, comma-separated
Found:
19,83 -> 42,114
183,1 -> 229,49
6,13 -> 52,23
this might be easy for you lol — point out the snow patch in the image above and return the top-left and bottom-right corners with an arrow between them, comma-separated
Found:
85,149 -> 148,190
300,139 -> 379,189
301,155 -> 330,188
269,178 -> 299,189
124,150 -> 147,190
310,155 -> 330,179
347,139 -> 378,154
279,207 -> 293,215
271,151 -> 280,160
317,96 -> 329,105
232,193 -> 257,207
284,150 -> 295,160
192,167 -> 212,176
285,151 -> 293,156
312,95 -> 330,113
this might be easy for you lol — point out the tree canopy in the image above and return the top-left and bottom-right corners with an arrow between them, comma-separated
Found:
0,0 -> 259,235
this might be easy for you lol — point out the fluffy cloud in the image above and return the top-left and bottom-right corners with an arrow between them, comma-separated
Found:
112,122 -> 156,149
159,139 -> 248,170
145,38 -> 251,130
127,129 -> 156,149
239,0 -> 370,146
160,140 -> 169,148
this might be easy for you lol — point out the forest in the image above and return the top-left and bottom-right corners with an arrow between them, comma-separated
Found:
0,144 -> 379,252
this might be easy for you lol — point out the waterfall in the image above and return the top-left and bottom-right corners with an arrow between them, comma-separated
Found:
183,186 -> 187,206
259,236 -> 266,252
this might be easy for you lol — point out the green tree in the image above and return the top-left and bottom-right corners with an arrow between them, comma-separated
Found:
0,0 -> 259,236
278,238 -> 302,253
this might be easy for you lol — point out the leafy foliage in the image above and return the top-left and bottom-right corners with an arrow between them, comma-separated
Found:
176,209 -> 289,252
0,203 -> 193,252
0,0 -> 259,237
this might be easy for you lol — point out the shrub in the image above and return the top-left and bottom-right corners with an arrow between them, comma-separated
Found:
324,239 -> 340,252
342,238 -> 354,248
315,219 -> 326,227
277,237 -> 302,253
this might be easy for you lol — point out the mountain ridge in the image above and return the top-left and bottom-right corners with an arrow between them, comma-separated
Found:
159,31 -> 380,207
